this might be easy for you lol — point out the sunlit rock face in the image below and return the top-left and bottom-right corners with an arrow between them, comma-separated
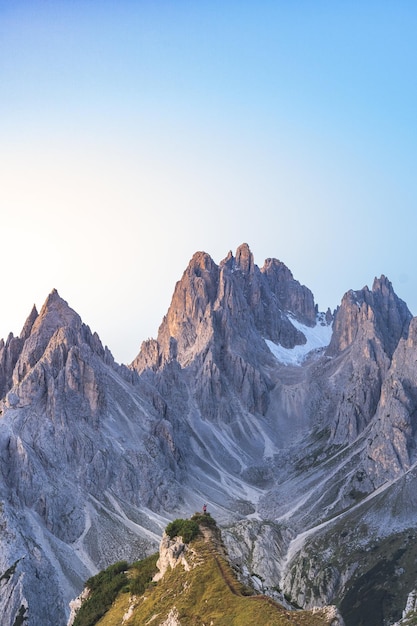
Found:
133,243 -> 319,426
153,532 -> 190,582
1,244 -> 417,626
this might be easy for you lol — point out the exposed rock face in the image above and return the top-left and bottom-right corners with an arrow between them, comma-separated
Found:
67,588 -> 89,626
133,243 -> 317,372
392,588 -> 417,625
0,290 -> 180,625
261,256 -> 316,326
222,518 -> 290,593
363,315 -> 417,485
132,244 -> 319,429
159,607 -> 181,626
0,245 -> 416,625
0,304 -> 38,399
323,276 -> 412,446
312,606 -> 345,626
153,533 -> 190,582
328,276 -> 411,358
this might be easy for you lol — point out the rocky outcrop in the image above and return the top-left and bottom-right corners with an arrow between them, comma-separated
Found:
391,588 -> 417,625
153,532 -> 190,582
0,304 -> 38,399
328,276 -> 411,358
159,607 -> 181,626
261,256 -> 316,326
222,519 -> 290,592
67,588 -> 89,626
363,316 -> 417,486
322,277 -> 412,446
312,606 -> 345,626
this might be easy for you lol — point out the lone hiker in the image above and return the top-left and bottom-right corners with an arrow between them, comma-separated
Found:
203,503 -> 207,514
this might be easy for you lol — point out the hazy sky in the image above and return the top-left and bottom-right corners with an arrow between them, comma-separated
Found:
1,1 -> 417,363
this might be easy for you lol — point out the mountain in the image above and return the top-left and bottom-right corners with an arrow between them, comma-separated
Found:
68,514 -> 344,626
0,243 -> 416,625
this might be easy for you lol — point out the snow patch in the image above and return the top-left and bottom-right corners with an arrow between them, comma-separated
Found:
265,314 -> 332,366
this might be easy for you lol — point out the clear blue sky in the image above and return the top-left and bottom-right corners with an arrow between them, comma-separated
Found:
1,1 -> 417,363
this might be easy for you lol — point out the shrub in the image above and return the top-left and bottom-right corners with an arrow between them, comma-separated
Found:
73,561 -> 129,626
191,512 -> 217,529
130,553 -> 159,595
165,518 -> 200,543
85,560 -> 128,592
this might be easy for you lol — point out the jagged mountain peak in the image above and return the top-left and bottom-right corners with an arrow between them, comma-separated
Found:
218,242 -> 254,274
0,288 -> 113,413
34,288 -> 81,332
261,256 -> 316,327
261,256 -> 292,275
372,273 -> 393,292
320,274 -> 413,447
187,249 -> 217,273
20,304 -> 39,341
185,242 -> 255,276
327,276 -> 411,358
235,241 -> 255,273
220,248 -> 234,266
9,290 -> 82,387
133,244 -> 320,374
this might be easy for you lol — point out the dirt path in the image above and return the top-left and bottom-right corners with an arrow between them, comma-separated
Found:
200,526 -> 283,607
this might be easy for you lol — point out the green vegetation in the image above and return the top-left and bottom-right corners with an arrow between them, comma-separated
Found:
119,529 -> 334,626
165,517 -> 200,543
72,553 -> 159,626
191,511 -> 217,528
165,512 -> 218,543
285,511 -> 417,626
129,553 -> 159,596
73,561 -> 129,626
73,515 -> 336,625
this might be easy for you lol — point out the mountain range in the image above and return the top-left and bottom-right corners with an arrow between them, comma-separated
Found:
1,243 -> 417,625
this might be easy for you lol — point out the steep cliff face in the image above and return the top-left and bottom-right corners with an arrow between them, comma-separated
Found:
0,304 -> 38,399
364,315 -> 417,485
133,244 -> 317,371
0,291 -> 182,625
132,243 -> 320,426
328,276 -> 410,357
324,276 -> 412,446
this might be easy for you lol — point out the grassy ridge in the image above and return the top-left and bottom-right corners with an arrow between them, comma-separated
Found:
73,556 -> 158,626
74,515 -> 339,626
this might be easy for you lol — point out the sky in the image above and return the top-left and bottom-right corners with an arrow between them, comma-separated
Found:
1,1 -> 417,364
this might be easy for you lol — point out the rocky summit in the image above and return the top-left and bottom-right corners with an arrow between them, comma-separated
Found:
0,243 -> 416,625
